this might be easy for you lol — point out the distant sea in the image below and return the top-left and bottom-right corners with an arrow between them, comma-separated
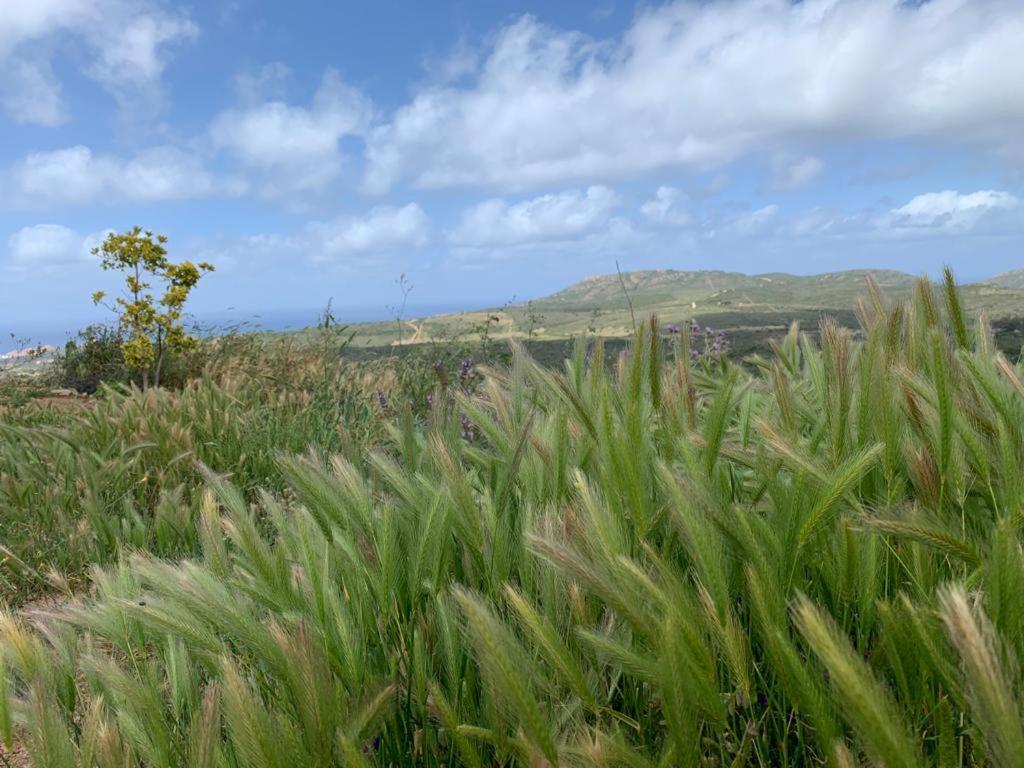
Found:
0,302 -> 485,349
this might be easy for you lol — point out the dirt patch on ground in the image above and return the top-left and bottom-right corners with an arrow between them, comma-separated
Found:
0,737 -> 31,767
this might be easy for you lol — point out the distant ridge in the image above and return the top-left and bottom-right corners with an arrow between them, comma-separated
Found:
538,268 -> 918,308
986,269 -> 1024,290
336,267 -> 1024,346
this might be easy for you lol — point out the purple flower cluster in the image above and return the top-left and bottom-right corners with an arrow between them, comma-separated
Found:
664,320 -> 729,361
460,413 -> 475,443
375,388 -> 393,416
429,358 -> 478,440
690,322 -> 729,360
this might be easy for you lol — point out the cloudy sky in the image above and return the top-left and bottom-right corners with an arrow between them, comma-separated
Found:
2,0 -> 1023,334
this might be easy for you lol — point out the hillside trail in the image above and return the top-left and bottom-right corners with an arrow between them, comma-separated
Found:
392,319 -> 426,345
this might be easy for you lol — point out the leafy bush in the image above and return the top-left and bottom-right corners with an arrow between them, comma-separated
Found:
54,325 -> 134,393
2,273 -> 1024,766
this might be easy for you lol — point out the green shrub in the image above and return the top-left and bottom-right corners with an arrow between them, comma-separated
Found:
54,325 -> 134,393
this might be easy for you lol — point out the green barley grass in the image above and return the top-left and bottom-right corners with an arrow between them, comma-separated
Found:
1,275 -> 1024,765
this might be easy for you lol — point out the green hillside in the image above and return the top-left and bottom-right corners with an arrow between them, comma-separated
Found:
339,268 -> 1024,347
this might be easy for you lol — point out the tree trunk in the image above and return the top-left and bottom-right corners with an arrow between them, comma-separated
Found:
153,327 -> 164,389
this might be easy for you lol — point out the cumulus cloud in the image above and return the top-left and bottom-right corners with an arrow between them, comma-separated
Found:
711,190 -> 1023,243
0,59 -> 66,126
210,69 -> 374,196
0,0 -> 197,124
6,223 -> 104,267
304,204 -> 430,261
640,186 -> 691,227
768,155 -> 824,192
775,190 -> 1023,242
890,190 -> 1020,233
720,205 -> 782,238
450,186 -> 619,247
422,40 -> 479,85
233,62 -> 292,105
8,145 -> 240,207
193,204 -> 431,270
365,0 -> 1024,193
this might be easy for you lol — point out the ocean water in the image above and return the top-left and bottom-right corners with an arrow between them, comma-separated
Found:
0,302 -> 481,349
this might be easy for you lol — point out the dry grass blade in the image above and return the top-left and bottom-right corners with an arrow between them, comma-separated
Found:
794,596 -> 924,768
940,586 -> 1024,768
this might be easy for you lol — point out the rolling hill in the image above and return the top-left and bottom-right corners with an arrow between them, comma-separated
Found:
338,268 -> 1024,347
987,269 -> 1024,290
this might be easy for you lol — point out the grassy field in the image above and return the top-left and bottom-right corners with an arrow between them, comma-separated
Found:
1,274 -> 1024,765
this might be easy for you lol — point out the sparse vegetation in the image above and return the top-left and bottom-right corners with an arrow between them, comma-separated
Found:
1,272 -> 1024,765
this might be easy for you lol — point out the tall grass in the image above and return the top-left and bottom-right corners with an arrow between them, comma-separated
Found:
0,334 -> 446,604
2,275 -> 1024,765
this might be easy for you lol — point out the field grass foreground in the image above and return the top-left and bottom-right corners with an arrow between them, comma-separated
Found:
1,273 -> 1024,765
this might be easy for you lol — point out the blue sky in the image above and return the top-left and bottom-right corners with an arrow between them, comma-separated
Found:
2,0 -> 1023,336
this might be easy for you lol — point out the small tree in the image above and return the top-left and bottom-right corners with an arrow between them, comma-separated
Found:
91,227 -> 213,388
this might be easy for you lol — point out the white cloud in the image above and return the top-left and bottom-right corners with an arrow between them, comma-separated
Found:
721,205 -> 781,238
193,204 -> 431,270
0,1 -> 90,54
8,145 -> 240,207
365,0 -> 1024,193
305,204 -> 430,261
768,155 -> 824,192
709,190 -> 1023,243
234,62 -> 292,104
87,9 -> 196,92
641,186 -> 691,226
450,186 -> 619,247
472,186 -> 1024,268
0,0 -> 197,124
422,40 -> 479,85
210,70 -> 374,196
7,224 -> 102,266
1,59 -> 66,126
889,190 -> 1021,235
